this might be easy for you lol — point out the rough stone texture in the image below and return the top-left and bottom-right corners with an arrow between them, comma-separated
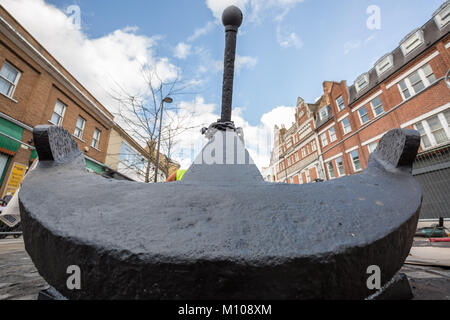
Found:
18,126 -> 422,300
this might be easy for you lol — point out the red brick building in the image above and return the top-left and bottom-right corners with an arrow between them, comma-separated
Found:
0,6 -> 115,196
318,3 -> 449,181
269,2 -> 450,218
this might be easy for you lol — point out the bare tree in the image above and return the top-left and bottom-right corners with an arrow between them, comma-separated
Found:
109,64 -> 203,183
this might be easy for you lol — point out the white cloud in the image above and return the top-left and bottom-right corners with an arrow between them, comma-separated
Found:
213,55 -> 258,74
235,55 -> 258,71
170,97 -> 295,170
205,0 -> 303,22
276,25 -> 302,49
344,34 -> 376,55
174,42 -> 192,59
187,21 -> 216,42
0,0 -> 178,111
1,0 -> 292,171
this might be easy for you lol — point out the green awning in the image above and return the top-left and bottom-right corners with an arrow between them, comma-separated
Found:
30,149 -> 38,160
85,158 -> 103,174
0,118 -> 23,153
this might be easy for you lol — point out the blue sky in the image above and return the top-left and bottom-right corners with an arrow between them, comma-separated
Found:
1,0 -> 445,168
43,0 -> 443,124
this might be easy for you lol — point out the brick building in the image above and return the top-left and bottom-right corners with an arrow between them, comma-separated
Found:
270,97 -> 325,184
0,5 -> 116,196
269,2 -> 450,218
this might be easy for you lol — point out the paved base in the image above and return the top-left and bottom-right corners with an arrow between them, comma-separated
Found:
0,238 -> 48,300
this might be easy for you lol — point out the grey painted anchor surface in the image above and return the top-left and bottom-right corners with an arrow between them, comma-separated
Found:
18,6 -> 422,299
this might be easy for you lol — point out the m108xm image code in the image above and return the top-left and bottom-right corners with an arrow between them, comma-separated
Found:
222,304 -> 272,316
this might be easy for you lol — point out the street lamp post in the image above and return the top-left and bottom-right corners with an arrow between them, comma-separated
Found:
153,96 -> 173,183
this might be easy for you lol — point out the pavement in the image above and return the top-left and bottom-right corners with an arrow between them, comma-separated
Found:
0,236 -> 449,300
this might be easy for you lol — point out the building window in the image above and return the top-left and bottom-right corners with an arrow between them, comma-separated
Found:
335,157 -> 345,176
355,73 -> 369,92
91,128 -> 101,149
327,162 -> 336,179
311,140 -> 317,152
341,117 -> 352,135
295,152 -> 299,162
358,106 -> 370,125
329,127 -> 337,142
319,106 -> 329,121
423,64 -> 436,84
321,133 -> 329,147
433,2 -> 450,29
74,116 -> 86,139
368,142 -> 378,154
398,64 -> 436,100
50,100 -> 66,125
400,29 -> 424,56
0,61 -> 21,98
301,147 -> 306,157
336,96 -> 345,112
375,54 -> 394,76
371,97 -> 384,117
409,70 -> 425,93
414,112 -> 450,149
350,150 -> 362,172
120,142 -> 147,174
305,170 -> 310,183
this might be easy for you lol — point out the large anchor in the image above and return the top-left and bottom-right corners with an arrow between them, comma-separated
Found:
19,6 -> 422,300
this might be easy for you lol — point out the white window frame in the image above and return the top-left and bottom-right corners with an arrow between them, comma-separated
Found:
397,64 -> 436,101
0,61 -> 21,99
295,152 -> 299,162
370,97 -> 384,118
335,157 -> 345,177
350,150 -> 362,172
50,100 -> 66,126
328,127 -> 337,143
368,142 -> 378,154
375,54 -> 394,76
336,96 -> 345,112
320,132 -> 329,147
305,169 -> 311,183
414,112 -> 450,150
326,161 -> 336,180
355,73 -> 369,92
433,2 -> 450,29
358,106 -> 370,125
341,117 -> 352,135
400,29 -> 424,56
311,140 -> 317,152
301,147 -> 306,157
319,106 -> 329,121
91,128 -> 101,149
74,116 -> 86,139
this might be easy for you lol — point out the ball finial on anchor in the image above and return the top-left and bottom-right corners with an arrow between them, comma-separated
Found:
222,5 -> 243,28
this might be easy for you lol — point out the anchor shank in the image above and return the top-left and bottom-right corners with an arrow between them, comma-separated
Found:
221,27 -> 238,122
220,6 -> 243,123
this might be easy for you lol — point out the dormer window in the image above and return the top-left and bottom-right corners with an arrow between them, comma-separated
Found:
355,73 -> 369,92
433,1 -> 450,29
318,105 -> 329,121
375,54 -> 393,76
400,29 -> 424,56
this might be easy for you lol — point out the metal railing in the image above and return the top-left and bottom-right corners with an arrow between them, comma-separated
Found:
412,143 -> 450,220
